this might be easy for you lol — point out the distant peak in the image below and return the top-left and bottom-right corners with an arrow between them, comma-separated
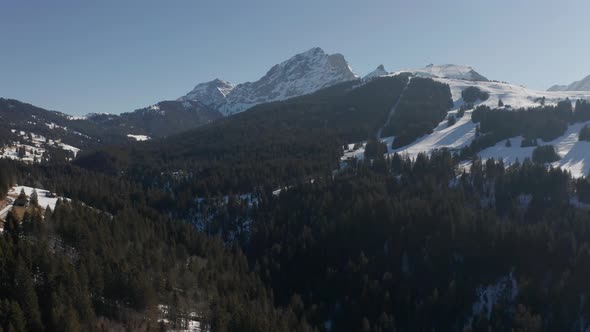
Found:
397,64 -> 488,82
547,74 -> 590,92
302,47 -> 325,56
363,64 -> 389,81
180,46 -> 357,115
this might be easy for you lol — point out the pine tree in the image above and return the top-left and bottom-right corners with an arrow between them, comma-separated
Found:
17,146 -> 26,159
15,259 -> 43,331
8,302 -> 27,332
30,189 -> 38,206
498,99 -> 504,107
4,211 -> 21,243
15,189 -> 27,207
579,125 -> 590,141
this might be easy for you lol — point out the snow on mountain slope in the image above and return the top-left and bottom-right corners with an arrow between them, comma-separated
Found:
179,78 -> 235,108
127,134 -> 150,141
478,121 -> 590,178
343,73 -> 590,177
436,77 -> 590,110
548,74 -> 590,91
180,47 -> 359,116
393,64 -> 489,81
13,186 -> 63,211
391,109 -> 478,156
363,64 -> 388,81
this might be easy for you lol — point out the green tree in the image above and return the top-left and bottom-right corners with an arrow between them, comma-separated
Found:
29,189 -> 38,206
532,145 -> 560,163
14,189 -> 27,207
579,125 -> 590,141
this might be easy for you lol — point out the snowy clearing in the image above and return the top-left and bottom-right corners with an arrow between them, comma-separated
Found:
127,134 -> 150,141
8,186 -> 65,211
0,130 -> 80,162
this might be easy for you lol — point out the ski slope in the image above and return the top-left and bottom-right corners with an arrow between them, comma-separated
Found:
344,69 -> 590,177
478,121 -> 590,178
435,77 -> 590,111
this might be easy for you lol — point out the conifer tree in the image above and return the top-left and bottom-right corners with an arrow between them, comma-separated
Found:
15,189 -> 27,207
30,189 -> 38,206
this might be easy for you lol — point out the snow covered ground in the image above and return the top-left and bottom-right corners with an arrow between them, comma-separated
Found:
8,186 -> 64,211
0,130 -> 80,163
393,64 -> 488,81
435,77 -> 590,111
478,121 -> 590,178
391,110 -> 477,157
0,203 -> 13,221
0,185 -> 68,229
127,134 -> 150,141
157,304 -> 206,331
58,142 -> 80,156
470,272 -> 518,323
343,67 -> 590,178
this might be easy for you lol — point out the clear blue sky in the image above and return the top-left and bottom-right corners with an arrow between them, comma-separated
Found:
2,0 -> 589,115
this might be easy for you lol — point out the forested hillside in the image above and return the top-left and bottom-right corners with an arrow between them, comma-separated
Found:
6,145 -> 590,330
0,98 -> 222,151
0,159 -> 310,332
75,75 -> 411,194
4,72 -> 590,331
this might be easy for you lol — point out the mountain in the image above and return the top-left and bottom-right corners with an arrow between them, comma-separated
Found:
343,72 -> 590,177
548,74 -> 590,91
363,64 -> 388,81
96,100 -> 222,138
180,47 -> 359,115
179,78 -> 235,109
0,97 -> 221,156
395,64 -> 489,81
11,60 -> 590,331
0,98 -> 103,146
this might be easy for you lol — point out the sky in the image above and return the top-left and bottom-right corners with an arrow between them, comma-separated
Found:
2,0 -> 590,115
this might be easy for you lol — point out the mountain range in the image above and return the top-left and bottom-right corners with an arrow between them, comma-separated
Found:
179,47 -> 359,115
4,46 -> 590,331
4,47 -> 590,177
548,74 -> 590,92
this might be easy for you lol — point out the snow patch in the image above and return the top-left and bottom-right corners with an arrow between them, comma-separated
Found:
7,185 -> 68,211
471,272 -> 518,321
127,134 -> 150,141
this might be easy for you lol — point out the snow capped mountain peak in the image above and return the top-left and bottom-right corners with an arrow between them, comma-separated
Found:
299,46 -> 325,57
179,78 -> 235,108
548,74 -> 590,92
395,64 -> 489,82
363,64 -> 389,81
180,47 -> 359,116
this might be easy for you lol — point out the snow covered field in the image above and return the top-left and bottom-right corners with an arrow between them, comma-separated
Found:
0,185 -> 68,229
8,186 -> 64,211
127,134 -> 151,141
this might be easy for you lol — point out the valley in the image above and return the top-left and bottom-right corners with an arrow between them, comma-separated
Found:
3,46 -> 590,331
